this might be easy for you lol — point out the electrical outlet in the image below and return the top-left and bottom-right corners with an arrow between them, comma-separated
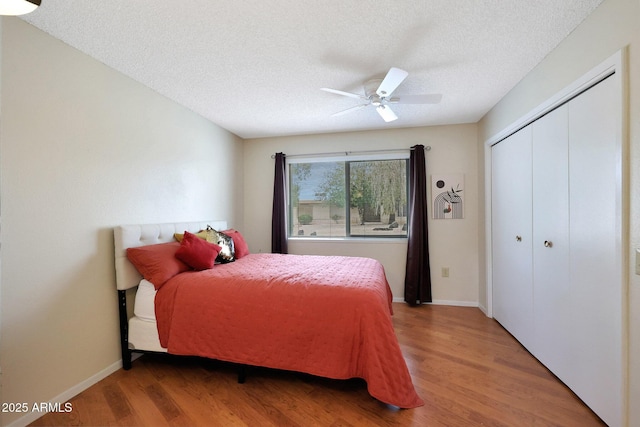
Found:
442,267 -> 449,278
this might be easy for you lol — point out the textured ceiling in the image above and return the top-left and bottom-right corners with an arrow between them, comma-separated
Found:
22,0 -> 603,139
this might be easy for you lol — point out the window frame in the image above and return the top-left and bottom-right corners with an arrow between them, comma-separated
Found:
286,152 -> 410,241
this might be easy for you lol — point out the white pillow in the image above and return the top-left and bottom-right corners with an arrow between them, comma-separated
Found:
133,279 -> 157,322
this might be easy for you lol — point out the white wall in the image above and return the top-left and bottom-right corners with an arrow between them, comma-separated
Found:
0,18 -> 244,426
478,0 -> 640,424
243,124 -> 479,304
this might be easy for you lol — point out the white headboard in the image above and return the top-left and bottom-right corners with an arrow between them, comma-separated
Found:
114,220 -> 228,290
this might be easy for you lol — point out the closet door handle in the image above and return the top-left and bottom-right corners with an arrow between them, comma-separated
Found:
515,235 -> 522,242
544,240 -> 553,248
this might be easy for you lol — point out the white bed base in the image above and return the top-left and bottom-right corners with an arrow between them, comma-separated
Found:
114,220 -> 227,369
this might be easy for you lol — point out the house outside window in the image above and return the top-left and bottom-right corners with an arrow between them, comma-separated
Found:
288,153 -> 409,239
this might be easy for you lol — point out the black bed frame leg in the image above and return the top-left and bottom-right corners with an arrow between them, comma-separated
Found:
118,290 -> 133,370
237,364 -> 247,384
122,350 -> 132,370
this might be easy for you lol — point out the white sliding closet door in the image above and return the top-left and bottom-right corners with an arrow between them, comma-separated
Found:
566,75 -> 622,426
491,73 -> 623,427
531,105 -> 571,375
491,126 -> 533,350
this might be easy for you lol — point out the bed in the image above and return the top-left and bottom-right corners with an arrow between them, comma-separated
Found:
114,220 -> 423,409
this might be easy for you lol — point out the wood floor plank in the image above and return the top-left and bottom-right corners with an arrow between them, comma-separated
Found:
116,375 -> 171,426
163,362 -> 250,426
102,383 -> 132,421
30,304 -> 606,427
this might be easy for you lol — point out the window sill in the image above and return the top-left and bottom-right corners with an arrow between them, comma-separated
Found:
288,237 -> 408,244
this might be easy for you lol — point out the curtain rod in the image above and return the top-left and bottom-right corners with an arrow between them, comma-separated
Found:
270,146 -> 431,159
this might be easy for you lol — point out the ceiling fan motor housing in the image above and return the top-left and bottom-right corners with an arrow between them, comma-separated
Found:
365,79 -> 384,106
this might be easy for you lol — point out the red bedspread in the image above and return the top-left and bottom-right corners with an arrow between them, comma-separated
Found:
155,253 -> 423,408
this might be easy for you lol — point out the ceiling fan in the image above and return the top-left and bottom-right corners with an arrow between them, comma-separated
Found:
321,67 -> 442,122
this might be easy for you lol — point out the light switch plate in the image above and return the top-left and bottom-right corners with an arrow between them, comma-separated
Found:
636,249 -> 640,275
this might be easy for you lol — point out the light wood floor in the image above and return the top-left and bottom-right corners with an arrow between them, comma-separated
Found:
31,304 -> 605,426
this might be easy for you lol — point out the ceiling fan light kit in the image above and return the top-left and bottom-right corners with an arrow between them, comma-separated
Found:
0,0 -> 40,15
321,67 -> 442,123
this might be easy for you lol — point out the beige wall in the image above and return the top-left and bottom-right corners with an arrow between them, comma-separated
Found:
243,124 -> 480,304
0,18 -> 244,426
478,0 -> 640,424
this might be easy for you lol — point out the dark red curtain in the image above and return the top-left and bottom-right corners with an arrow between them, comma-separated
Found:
271,152 -> 288,254
404,145 -> 432,305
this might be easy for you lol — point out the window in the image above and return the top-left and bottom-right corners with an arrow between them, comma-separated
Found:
288,155 -> 408,238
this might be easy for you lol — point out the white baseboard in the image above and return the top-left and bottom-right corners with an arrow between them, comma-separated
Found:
5,358 -> 129,427
392,297 -> 478,307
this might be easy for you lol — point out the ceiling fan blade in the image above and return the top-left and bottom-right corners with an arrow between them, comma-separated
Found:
389,94 -> 443,104
331,104 -> 369,117
376,67 -> 408,98
321,87 -> 367,100
376,105 -> 398,122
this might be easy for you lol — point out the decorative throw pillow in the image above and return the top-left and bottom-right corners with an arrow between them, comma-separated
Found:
175,231 -> 221,270
204,225 -> 235,263
174,230 -> 208,242
126,242 -> 190,289
221,229 -> 250,259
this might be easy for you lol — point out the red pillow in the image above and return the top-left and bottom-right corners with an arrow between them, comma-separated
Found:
221,229 -> 250,258
126,242 -> 190,289
175,231 -> 221,270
